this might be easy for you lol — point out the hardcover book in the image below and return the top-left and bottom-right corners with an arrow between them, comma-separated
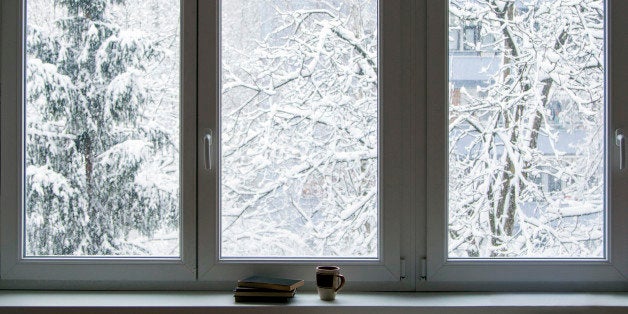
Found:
237,275 -> 304,291
234,296 -> 292,303
233,287 -> 296,298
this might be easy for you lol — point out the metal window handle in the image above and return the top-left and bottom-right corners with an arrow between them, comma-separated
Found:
204,129 -> 213,171
616,129 -> 625,171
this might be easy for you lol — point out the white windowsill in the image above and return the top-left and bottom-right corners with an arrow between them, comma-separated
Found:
0,291 -> 627,313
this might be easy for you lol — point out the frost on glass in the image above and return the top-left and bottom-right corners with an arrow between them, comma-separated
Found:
221,0 -> 378,258
25,0 -> 180,256
448,0 -> 605,258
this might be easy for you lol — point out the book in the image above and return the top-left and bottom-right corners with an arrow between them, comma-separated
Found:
234,296 -> 292,303
237,275 -> 305,291
233,287 -> 296,298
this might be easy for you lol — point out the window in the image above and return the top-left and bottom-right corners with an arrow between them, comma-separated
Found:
24,0 -> 181,258
1,0 -> 197,282
448,0 -> 604,259
219,0 -> 378,259
196,0 -> 410,290
462,26 -> 477,51
426,0 -> 628,289
1,0 -> 411,290
1,0 -> 626,291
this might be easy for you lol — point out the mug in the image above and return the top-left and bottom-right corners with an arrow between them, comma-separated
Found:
316,266 -> 346,301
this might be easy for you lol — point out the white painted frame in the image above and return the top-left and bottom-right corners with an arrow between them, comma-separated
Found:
4,0 -> 622,291
0,0 -> 197,287
196,0 -> 417,291
424,0 -> 628,291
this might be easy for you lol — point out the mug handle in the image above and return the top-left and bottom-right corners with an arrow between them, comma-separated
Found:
335,274 -> 346,292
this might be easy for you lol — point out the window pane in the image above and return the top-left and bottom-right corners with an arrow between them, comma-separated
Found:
220,0 -> 378,258
25,0 -> 180,256
448,0 -> 605,258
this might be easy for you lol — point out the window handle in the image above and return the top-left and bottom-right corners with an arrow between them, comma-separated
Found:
204,129 -> 213,171
616,128 -> 625,171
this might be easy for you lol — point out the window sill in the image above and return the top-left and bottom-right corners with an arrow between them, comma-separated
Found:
0,291 -> 627,313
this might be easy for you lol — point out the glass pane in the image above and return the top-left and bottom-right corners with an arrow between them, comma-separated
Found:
25,0 -> 181,256
448,0 -> 605,258
220,0 -> 378,258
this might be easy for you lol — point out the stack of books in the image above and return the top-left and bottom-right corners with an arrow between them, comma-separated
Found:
234,275 -> 304,303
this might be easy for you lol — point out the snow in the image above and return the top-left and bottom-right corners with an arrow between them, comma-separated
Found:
220,0 -> 378,258
448,0 -> 605,258
25,0 -> 181,256
23,0 -> 605,259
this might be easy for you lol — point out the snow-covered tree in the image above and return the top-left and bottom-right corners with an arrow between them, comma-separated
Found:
448,0 -> 604,257
25,0 -> 180,255
220,0 -> 378,257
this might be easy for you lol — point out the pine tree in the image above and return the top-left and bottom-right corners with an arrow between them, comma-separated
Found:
25,0 -> 178,255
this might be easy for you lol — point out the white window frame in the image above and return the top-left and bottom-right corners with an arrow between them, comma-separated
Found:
423,0 -> 628,291
0,0 -> 625,291
0,0 -> 197,286
195,0 -> 416,291
0,0 -> 417,290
